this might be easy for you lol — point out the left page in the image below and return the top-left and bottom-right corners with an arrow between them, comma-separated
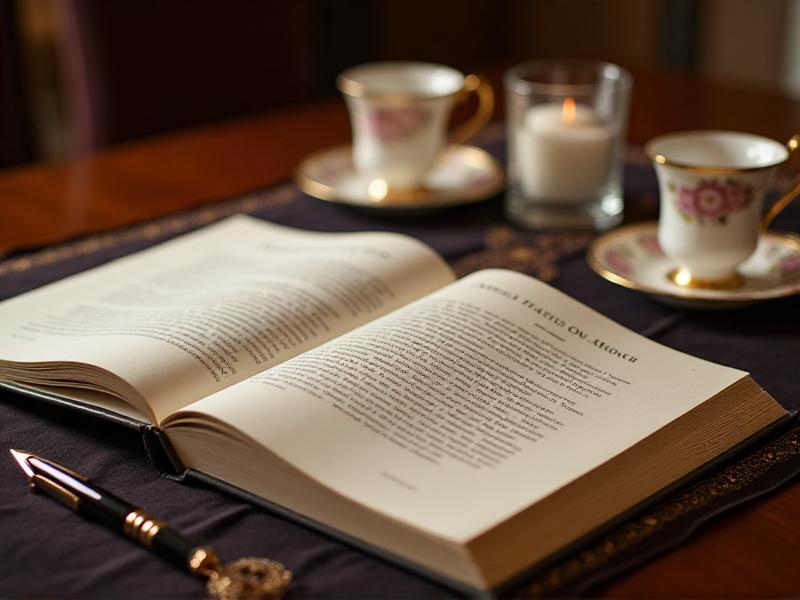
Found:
0,215 -> 454,423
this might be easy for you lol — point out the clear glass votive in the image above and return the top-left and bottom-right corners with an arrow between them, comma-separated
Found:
504,59 -> 632,230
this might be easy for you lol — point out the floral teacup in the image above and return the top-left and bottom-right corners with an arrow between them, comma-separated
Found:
338,62 -> 493,191
645,130 -> 800,289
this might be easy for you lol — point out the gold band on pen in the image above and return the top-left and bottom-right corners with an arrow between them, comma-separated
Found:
124,509 -> 165,547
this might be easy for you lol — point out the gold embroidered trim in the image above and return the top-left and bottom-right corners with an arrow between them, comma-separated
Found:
0,184 -> 298,277
519,425 -> 800,598
453,225 -> 592,281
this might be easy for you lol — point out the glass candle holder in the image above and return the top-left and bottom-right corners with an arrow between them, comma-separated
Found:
505,59 -> 632,230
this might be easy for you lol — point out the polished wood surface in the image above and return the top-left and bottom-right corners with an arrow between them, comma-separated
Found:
3,67 -> 800,255
0,67 -> 798,596
0,99 -> 350,254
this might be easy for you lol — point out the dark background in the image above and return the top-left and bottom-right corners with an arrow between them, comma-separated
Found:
2,0 -> 798,166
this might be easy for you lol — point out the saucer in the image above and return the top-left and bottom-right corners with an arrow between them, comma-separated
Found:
587,221 -> 800,309
295,144 -> 504,212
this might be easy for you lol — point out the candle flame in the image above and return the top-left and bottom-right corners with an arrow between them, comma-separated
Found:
561,97 -> 576,124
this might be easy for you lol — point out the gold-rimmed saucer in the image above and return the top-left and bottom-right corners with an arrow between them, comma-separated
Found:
295,144 -> 504,213
587,221 -> 800,309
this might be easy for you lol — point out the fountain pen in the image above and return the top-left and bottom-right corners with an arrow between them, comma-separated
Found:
9,449 -> 220,576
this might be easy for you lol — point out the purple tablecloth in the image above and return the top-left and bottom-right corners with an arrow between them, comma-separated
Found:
1,131 -> 799,598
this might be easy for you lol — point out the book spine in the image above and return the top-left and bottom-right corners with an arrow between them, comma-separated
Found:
142,425 -> 187,480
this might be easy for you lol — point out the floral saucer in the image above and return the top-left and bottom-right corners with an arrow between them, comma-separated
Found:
587,221 -> 800,309
295,144 -> 504,212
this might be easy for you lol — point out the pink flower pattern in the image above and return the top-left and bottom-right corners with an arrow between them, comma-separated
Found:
668,178 -> 753,225
364,107 -> 431,142
604,246 -> 633,275
780,254 -> 800,276
637,233 -> 662,256
670,178 -> 753,224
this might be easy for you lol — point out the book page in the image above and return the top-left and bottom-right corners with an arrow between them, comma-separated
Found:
169,269 -> 747,541
0,215 -> 454,422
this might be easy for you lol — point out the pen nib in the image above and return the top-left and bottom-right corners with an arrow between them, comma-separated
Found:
9,449 -> 35,479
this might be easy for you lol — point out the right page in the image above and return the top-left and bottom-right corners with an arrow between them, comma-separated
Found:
169,269 -> 754,542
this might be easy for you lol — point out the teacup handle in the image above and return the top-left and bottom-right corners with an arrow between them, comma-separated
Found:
449,74 -> 494,145
760,133 -> 800,231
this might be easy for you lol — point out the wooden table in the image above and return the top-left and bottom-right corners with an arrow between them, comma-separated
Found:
1,67 -> 799,597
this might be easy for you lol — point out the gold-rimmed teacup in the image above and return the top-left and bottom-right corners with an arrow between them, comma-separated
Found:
337,61 -> 494,192
645,130 -> 800,289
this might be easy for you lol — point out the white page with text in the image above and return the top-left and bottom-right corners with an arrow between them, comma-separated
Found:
177,269 -> 746,541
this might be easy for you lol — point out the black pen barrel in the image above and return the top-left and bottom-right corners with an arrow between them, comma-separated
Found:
78,489 -> 204,571
25,455 -> 209,575
79,488 -> 136,528
151,527 -> 204,569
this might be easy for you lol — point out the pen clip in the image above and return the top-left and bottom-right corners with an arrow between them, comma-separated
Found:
30,473 -> 81,511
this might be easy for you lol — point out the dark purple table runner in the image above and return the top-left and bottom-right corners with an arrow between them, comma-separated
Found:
1,133 -> 799,598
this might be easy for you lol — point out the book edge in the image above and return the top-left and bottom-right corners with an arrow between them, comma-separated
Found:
467,377 -> 792,589
0,380 -> 148,430
0,381 -> 189,478
493,407 -> 797,595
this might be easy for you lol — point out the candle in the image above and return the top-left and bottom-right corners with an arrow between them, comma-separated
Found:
516,98 -> 613,203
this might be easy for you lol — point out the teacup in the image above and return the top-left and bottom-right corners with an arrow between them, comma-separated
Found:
645,130 -> 800,289
337,61 -> 493,191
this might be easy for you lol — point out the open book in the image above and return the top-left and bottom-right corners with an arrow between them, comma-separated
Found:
0,215 -> 788,591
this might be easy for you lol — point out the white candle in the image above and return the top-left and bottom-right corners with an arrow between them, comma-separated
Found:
516,99 -> 613,203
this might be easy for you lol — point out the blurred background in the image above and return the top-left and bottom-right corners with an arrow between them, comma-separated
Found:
3,0 -> 800,170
